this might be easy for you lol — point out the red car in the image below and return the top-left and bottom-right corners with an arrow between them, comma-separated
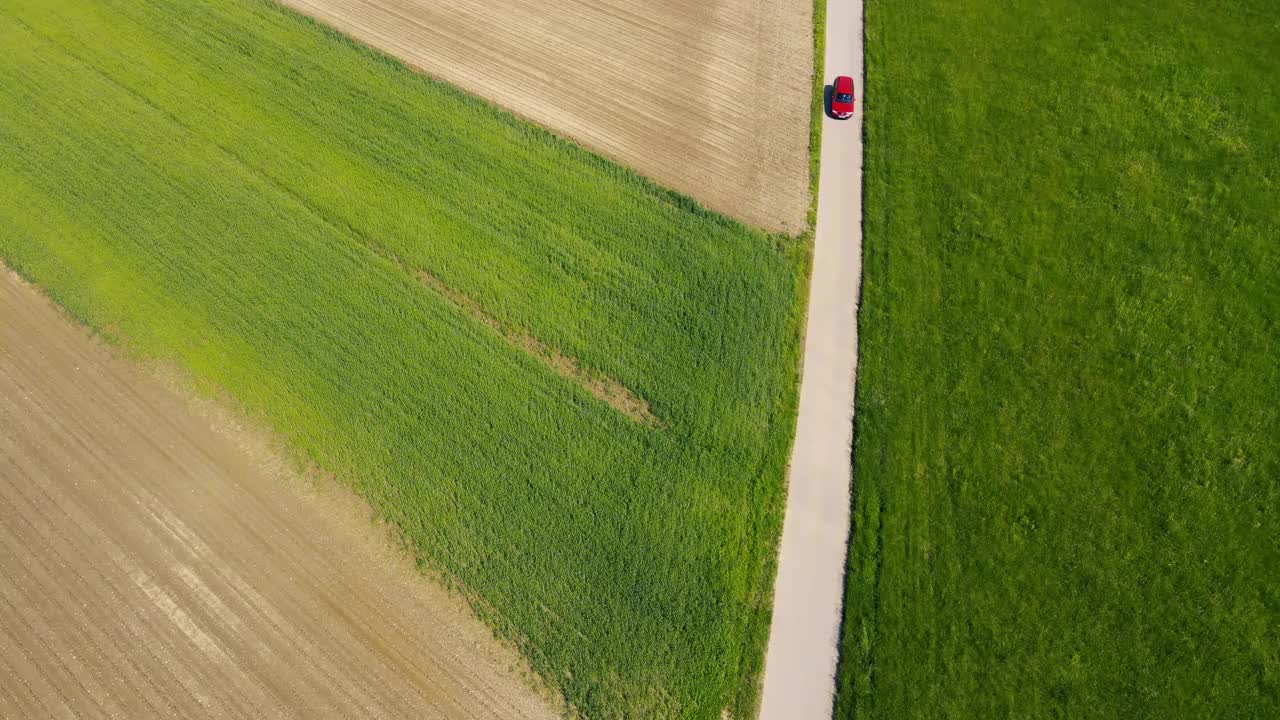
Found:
831,75 -> 856,119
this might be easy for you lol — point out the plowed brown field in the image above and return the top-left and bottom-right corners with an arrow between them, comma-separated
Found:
278,0 -> 813,233
0,268 -> 558,720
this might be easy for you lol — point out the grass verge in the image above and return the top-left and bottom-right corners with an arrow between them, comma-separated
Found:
835,0 -> 1279,716
807,0 -> 828,228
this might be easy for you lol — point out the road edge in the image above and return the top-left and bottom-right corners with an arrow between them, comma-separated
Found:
757,0 -> 865,716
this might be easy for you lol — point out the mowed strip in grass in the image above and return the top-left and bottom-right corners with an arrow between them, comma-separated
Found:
0,1 -> 810,717
838,0 -> 1278,717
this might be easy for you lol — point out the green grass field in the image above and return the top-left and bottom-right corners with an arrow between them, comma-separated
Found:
837,0 -> 1278,716
0,1 -> 815,716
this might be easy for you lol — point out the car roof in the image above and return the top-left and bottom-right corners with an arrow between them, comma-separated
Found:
835,75 -> 853,93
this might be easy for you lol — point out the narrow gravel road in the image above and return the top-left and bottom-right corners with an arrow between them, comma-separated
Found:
759,0 -> 864,717
0,269 -> 558,720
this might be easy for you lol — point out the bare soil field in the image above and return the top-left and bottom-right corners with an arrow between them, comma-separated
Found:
278,0 -> 813,233
0,269 -> 558,720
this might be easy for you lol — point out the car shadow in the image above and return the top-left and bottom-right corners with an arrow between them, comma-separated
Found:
822,84 -> 840,120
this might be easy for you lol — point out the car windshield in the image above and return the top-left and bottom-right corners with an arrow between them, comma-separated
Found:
835,92 -> 853,103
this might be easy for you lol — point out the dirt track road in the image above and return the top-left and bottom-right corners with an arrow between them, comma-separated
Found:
759,0 -> 864,716
0,269 -> 558,720
277,0 -> 813,234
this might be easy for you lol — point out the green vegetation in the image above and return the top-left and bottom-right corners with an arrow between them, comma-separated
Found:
807,0 -> 827,227
0,1 -> 813,716
837,0 -> 1278,716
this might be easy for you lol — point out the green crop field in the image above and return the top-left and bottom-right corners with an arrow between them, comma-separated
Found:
0,0 -> 815,717
838,0 -> 1278,717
